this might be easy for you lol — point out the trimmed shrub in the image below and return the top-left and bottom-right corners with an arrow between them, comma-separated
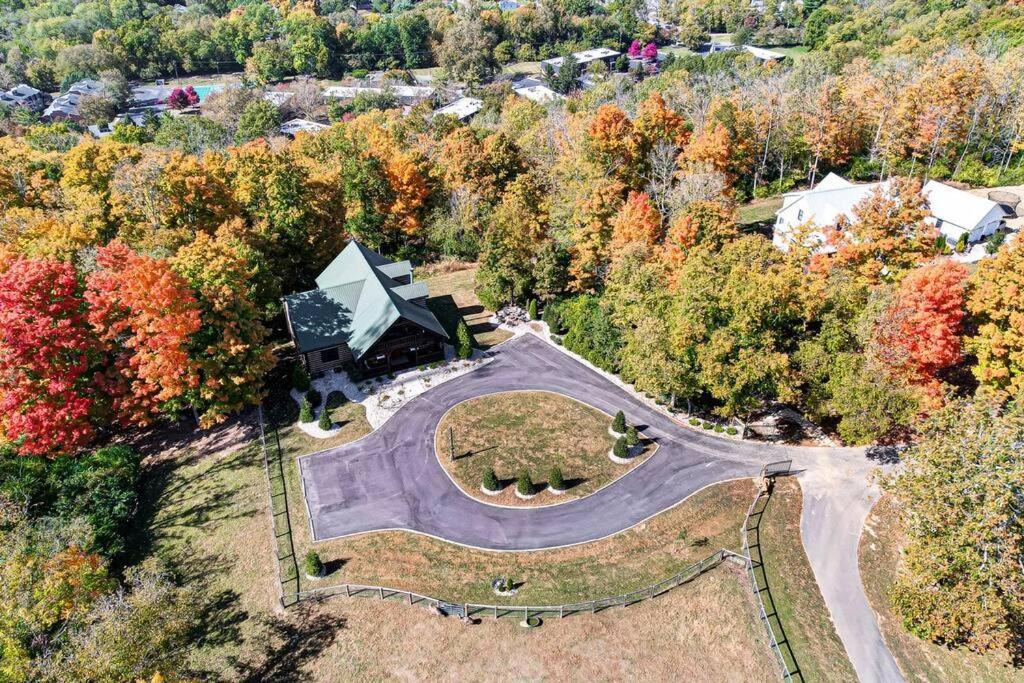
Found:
625,425 -> 640,447
726,427 -> 738,435
299,398 -> 314,423
306,389 -> 322,408
292,364 -> 311,392
713,424 -> 725,433
541,302 -> 561,332
482,468 -> 500,492
613,436 -> 628,459
701,422 -> 714,430
688,417 -> 701,426
318,408 -> 332,430
516,470 -> 534,496
527,299 -> 538,320
456,319 -> 473,359
325,391 -> 345,410
549,466 -> 565,491
304,550 -> 324,577
612,410 -> 627,433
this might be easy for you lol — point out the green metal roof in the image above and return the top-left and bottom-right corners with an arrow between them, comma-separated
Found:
284,241 -> 447,359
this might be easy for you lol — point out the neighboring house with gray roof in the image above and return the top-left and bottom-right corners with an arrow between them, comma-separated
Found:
283,241 -> 448,376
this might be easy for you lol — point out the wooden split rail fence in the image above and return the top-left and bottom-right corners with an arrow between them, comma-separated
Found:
282,548 -> 744,621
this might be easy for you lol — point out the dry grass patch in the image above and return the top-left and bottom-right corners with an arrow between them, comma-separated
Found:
859,496 -> 1020,682
420,263 -> 513,350
758,478 -> 857,682
300,567 -> 778,682
435,390 -> 653,506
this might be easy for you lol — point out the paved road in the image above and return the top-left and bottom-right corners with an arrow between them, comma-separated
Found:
798,464 -> 905,683
298,332 -> 903,682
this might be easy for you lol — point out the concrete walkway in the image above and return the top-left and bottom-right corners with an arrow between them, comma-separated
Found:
298,333 -> 901,681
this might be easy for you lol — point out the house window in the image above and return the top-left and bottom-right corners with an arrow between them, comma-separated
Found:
320,347 -> 340,363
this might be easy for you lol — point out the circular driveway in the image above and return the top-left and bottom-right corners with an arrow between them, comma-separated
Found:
298,334 -> 811,551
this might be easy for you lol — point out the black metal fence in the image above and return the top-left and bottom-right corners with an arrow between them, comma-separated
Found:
743,460 -> 801,682
258,405 -> 301,607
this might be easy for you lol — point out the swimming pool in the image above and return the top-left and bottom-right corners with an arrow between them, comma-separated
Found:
190,84 -> 224,102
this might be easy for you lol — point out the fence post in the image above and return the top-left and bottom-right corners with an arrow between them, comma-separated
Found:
560,605 -> 564,619
345,584 -> 350,597
379,587 -> 384,600
408,591 -> 412,604
494,605 -> 498,619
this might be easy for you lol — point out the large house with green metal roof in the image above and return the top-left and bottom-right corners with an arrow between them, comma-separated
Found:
282,241 -> 448,376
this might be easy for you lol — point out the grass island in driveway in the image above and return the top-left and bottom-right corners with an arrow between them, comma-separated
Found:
435,390 -> 653,507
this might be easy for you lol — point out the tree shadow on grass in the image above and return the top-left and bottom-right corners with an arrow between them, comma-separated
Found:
232,602 -> 346,682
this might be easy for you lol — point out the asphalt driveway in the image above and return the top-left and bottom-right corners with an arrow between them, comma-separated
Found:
302,334 -> 805,550
297,332 -> 903,682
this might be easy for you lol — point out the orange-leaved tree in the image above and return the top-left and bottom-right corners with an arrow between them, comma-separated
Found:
86,241 -> 201,426
872,262 -> 968,401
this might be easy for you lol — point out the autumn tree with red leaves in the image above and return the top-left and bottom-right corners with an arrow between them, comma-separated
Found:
86,241 -> 201,426
0,259 -> 97,456
873,262 -> 968,399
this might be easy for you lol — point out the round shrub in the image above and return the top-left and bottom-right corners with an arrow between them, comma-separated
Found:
299,397 -> 314,423
713,424 -> 725,433
726,427 -> 738,435
688,417 -> 700,426
325,391 -> 345,410
701,422 -> 714,430
612,410 -> 627,433
304,550 -> 324,577
625,425 -> 640,447
292,364 -> 311,392
482,468 -> 500,492
318,408 -> 332,430
306,389 -> 322,408
548,466 -> 565,491
613,436 -> 628,459
516,470 -> 534,496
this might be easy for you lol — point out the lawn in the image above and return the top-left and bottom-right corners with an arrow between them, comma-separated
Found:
859,496 -> 1020,682
772,45 -> 809,59
757,478 -> 858,682
737,196 -> 783,230
420,262 -> 513,350
435,390 -> 652,506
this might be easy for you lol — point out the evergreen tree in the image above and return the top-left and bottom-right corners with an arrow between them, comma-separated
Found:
548,466 -> 565,491
456,319 -> 473,359
299,397 -> 314,423
516,470 -> 534,496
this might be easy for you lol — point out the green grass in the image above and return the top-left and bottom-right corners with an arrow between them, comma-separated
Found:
756,478 -> 857,682
772,45 -> 809,58
737,197 -> 783,227
421,264 -> 513,350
